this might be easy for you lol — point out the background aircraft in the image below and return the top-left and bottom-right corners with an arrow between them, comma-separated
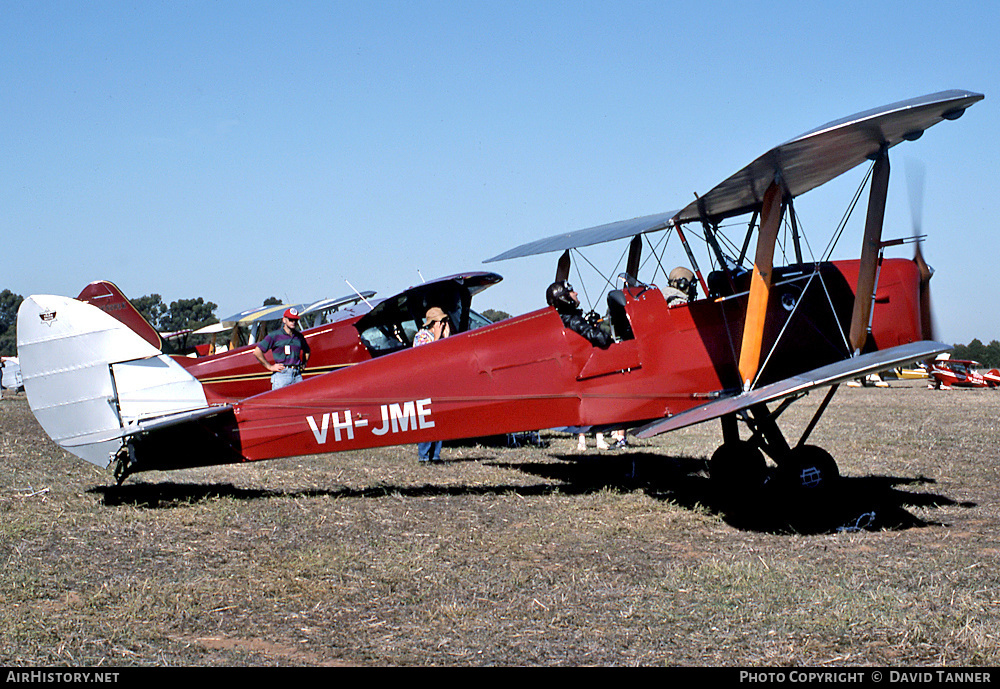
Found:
1,356 -> 22,392
929,355 -> 1000,389
76,274 -> 499,402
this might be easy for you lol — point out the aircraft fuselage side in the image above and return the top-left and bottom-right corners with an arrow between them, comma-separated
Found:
129,258 -> 924,471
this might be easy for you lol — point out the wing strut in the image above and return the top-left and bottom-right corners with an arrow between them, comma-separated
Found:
673,223 -> 710,298
625,235 -> 642,281
555,250 -> 571,283
697,196 -> 735,273
737,179 -> 785,390
848,148 -> 890,353
788,198 -> 804,264
737,209 -> 759,266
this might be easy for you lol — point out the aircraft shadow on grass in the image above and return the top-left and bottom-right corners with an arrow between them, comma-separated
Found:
88,449 -> 974,536
508,452 -> 976,535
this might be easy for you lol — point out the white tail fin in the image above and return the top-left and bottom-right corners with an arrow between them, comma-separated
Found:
17,295 -> 209,467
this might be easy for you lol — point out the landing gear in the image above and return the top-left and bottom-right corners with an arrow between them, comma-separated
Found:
708,442 -> 840,494
709,388 -> 843,510
709,440 -> 767,493
112,441 -> 137,485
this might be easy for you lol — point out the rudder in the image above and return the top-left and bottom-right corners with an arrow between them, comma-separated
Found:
17,294 -> 209,468
76,280 -> 163,351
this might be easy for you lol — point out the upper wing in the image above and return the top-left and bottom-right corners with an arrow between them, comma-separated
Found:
413,271 -> 504,295
673,89 -> 983,225
483,210 -> 679,263
484,89 -> 983,263
357,271 -> 503,326
220,303 -> 291,326
300,291 -> 377,317
633,340 -> 950,439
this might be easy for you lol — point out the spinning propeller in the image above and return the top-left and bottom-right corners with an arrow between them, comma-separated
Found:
907,159 -> 936,342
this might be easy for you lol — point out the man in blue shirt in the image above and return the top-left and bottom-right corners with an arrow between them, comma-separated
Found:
253,308 -> 311,390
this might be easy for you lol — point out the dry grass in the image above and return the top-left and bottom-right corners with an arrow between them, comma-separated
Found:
1,381 -> 998,666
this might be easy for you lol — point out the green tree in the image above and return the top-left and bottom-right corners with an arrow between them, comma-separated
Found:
130,294 -> 168,330
0,289 -> 24,356
160,298 -> 219,333
130,293 -> 219,332
965,339 -> 987,365
263,296 -> 281,306
950,339 -> 1000,368
985,340 -> 1000,368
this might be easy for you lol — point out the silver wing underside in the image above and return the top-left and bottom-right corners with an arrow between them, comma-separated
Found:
483,209 -> 679,264
634,340 -> 950,439
485,89 -> 983,263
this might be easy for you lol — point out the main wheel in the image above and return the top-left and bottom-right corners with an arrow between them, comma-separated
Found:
780,445 -> 840,491
709,440 -> 767,494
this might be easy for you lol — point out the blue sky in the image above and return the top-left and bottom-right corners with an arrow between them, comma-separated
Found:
2,1 -> 996,344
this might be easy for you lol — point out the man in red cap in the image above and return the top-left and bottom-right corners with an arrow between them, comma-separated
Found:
253,307 -> 311,389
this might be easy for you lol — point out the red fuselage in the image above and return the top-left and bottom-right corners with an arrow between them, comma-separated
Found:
132,258 -> 926,471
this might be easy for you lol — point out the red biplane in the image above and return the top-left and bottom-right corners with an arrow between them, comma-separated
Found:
929,356 -> 1000,389
17,90 -> 983,493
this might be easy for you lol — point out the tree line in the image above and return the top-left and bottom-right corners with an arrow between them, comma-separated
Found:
950,339 -> 1000,368
0,290 -> 301,357
129,294 -> 219,333
2,286 -> 996,366
0,288 -> 222,357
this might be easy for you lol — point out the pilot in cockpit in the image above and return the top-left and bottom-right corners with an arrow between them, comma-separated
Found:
546,281 -> 611,349
664,266 -> 697,307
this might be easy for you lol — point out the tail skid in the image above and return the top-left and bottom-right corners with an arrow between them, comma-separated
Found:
17,294 -> 215,468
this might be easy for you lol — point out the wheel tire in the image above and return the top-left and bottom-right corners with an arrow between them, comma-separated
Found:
710,441 -> 767,494
781,445 -> 840,491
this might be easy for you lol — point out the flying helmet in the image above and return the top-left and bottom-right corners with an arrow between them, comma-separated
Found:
668,266 -> 695,293
546,280 -> 578,313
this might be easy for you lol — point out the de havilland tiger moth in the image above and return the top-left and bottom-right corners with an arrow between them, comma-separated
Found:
17,89 -> 983,491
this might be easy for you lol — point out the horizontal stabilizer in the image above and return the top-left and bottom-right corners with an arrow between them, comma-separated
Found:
17,295 -> 213,467
132,404 -> 233,434
634,341 -> 951,439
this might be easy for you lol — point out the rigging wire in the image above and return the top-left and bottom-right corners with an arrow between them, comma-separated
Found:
787,204 -> 817,264
821,160 -> 874,261
569,248 -> 612,312
640,229 -> 674,285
